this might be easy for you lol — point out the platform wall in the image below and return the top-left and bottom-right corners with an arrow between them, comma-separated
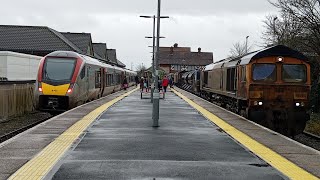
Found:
0,83 -> 35,122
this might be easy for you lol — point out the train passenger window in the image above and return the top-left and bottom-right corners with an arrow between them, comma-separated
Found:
252,64 -> 276,82
80,66 -> 86,79
95,71 -> 101,88
282,64 -> 306,83
111,74 -> 114,85
108,74 -> 111,86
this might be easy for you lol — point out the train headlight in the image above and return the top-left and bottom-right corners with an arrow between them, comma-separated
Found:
67,83 -> 74,94
277,56 -> 284,62
38,82 -> 43,92
295,102 -> 305,107
253,101 -> 263,106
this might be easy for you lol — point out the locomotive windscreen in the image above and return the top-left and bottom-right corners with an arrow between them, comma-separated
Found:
252,64 -> 276,81
282,64 -> 306,83
43,58 -> 76,83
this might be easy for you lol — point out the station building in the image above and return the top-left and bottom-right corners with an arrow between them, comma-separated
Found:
159,43 -> 213,74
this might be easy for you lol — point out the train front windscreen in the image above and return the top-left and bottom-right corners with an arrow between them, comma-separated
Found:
42,57 -> 76,84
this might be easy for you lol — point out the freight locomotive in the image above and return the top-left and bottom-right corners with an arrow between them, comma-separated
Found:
175,45 -> 311,136
34,51 -> 136,112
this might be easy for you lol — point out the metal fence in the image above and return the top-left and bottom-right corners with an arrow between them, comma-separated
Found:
0,83 -> 35,122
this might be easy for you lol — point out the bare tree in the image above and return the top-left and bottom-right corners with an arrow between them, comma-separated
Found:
229,41 -> 252,57
266,0 -> 320,56
135,63 -> 147,77
262,14 -> 303,49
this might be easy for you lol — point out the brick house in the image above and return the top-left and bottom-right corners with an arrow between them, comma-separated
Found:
159,43 -> 213,74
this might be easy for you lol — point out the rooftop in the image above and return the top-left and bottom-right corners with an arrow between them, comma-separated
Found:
159,43 -> 213,66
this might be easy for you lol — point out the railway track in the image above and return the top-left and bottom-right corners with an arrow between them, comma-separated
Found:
0,115 -> 52,143
303,131 -> 320,139
294,131 -> 320,151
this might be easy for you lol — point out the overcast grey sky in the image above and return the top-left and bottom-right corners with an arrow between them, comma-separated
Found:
0,0 -> 278,69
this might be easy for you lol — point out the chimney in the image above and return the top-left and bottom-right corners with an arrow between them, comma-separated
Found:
198,47 -> 201,53
173,43 -> 178,48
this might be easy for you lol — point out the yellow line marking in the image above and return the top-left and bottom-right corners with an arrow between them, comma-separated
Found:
9,88 -> 138,180
171,88 -> 319,180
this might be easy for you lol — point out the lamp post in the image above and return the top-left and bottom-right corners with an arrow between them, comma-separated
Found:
273,16 -> 278,45
245,36 -> 249,54
146,36 -> 165,103
140,0 -> 168,127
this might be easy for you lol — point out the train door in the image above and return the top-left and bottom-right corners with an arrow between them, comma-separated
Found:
84,65 -> 90,100
112,68 -> 116,92
226,68 -> 236,92
100,67 -> 105,97
121,71 -> 125,89
79,65 -> 88,102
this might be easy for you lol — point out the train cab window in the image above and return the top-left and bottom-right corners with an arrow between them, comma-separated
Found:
43,58 -> 76,82
252,64 -> 276,82
282,64 -> 306,83
80,66 -> 86,79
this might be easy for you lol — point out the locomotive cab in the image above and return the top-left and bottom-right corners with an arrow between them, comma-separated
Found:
246,56 -> 310,135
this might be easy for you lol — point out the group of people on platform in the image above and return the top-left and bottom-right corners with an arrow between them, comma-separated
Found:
135,75 -> 173,93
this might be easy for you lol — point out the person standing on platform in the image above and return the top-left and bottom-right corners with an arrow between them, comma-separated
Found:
123,77 -> 128,90
135,75 -> 139,87
162,75 -> 169,93
140,77 -> 144,92
144,76 -> 149,92
169,77 -> 173,88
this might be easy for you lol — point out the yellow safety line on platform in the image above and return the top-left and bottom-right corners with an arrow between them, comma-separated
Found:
9,88 -> 138,180
172,89 -> 319,180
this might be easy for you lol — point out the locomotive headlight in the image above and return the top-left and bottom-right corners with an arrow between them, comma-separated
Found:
295,102 -> 305,107
253,101 -> 263,106
277,56 -> 284,62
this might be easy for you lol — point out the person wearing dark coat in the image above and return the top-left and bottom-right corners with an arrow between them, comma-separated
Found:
135,76 -> 139,87
123,77 -> 128,90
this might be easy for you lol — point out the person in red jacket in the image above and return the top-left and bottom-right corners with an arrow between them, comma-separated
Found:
162,75 -> 169,93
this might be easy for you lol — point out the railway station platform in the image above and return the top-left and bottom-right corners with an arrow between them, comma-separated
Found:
0,87 -> 319,179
